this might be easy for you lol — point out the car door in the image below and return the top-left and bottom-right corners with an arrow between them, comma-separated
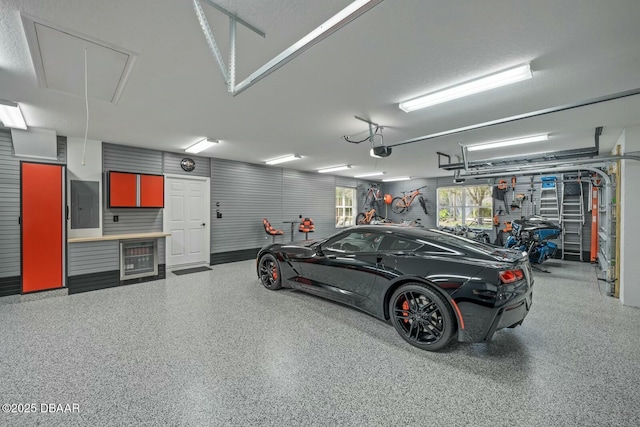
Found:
376,234 -> 479,295
375,234 -> 428,285
298,230 -> 384,304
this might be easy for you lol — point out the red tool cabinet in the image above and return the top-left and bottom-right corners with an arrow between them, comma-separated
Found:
21,162 -> 64,293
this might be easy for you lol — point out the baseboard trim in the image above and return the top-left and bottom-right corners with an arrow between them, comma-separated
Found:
68,270 -> 120,294
0,276 -> 21,297
211,248 -> 260,265
68,264 -> 166,294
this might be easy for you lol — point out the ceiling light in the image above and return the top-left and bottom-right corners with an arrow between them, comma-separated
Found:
318,165 -> 352,173
0,100 -> 27,129
399,63 -> 532,112
265,154 -> 302,165
382,176 -> 411,182
466,134 -> 549,152
354,171 -> 386,178
185,138 -> 218,154
480,150 -> 551,161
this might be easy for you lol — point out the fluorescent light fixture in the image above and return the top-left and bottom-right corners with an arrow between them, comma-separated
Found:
318,165 -> 352,173
399,63 -> 532,112
265,154 -> 301,165
0,99 -> 27,129
382,176 -> 411,182
481,150 -> 550,161
466,134 -> 549,152
354,171 -> 386,178
185,138 -> 218,154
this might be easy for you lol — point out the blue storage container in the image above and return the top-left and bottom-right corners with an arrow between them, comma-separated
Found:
540,176 -> 557,188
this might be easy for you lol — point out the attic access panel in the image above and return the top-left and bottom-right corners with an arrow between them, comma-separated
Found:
21,14 -> 137,104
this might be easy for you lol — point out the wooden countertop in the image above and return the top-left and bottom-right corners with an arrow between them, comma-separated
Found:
68,232 -> 171,243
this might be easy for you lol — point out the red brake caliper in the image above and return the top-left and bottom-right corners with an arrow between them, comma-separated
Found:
402,300 -> 409,324
271,265 -> 278,281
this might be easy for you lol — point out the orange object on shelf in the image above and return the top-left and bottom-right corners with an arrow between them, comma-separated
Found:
590,179 -> 600,262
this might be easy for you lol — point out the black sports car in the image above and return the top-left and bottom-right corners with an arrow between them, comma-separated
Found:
256,225 -> 533,351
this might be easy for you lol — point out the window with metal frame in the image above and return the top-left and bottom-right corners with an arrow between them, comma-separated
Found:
335,187 -> 356,228
437,185 -> 492,229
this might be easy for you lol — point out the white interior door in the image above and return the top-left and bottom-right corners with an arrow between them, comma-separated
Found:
164,175 -> 210,267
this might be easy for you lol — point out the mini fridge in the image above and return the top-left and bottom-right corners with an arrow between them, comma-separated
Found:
120,239 -> 158,280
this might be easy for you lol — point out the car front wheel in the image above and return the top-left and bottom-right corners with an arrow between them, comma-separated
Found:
258,253 -> 282,290
389,283 -> 455,351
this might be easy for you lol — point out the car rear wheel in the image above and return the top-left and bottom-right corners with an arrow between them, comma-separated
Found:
258,253 -> 282,290
389,283 -> 455,351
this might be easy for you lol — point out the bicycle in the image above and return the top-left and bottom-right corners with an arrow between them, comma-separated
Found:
361,183 -> 383,210
391,185 -> 428,214
356,208 -> 384,224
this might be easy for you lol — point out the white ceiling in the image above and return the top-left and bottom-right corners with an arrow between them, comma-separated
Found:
1,0 -> 639,179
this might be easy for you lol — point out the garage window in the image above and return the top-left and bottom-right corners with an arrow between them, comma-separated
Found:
437,185 -> 492,228
336,187 -> 356,227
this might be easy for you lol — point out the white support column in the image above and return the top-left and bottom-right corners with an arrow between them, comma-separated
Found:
619,126 -> 640,307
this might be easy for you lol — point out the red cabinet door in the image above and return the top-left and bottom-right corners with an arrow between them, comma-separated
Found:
22,162 -> 64,293
109,171 -> 137,207
140,174 -> 164,207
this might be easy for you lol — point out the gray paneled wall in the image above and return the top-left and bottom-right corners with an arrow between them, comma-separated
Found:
103,143 -> 163,174
103,210 -> 163,235
0,130 -> 66,278
336,176 -> 358,188
68,241 -> 119,275
0,130 -> 20,277
283,169 -> 336,241
55,136 -> 66,163
209,160 -> 381,254
163,151 -> 210,177
102,143 -> 163,236
382,178 -> 438,228
210,159 -> 285,252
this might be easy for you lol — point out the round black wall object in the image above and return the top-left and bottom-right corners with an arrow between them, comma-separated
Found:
181,158 -> 196,172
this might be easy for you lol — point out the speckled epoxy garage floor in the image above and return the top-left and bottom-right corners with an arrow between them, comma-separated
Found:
1,259 -> 639,427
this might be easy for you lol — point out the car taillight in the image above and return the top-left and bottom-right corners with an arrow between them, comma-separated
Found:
499,269 -> 524,284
